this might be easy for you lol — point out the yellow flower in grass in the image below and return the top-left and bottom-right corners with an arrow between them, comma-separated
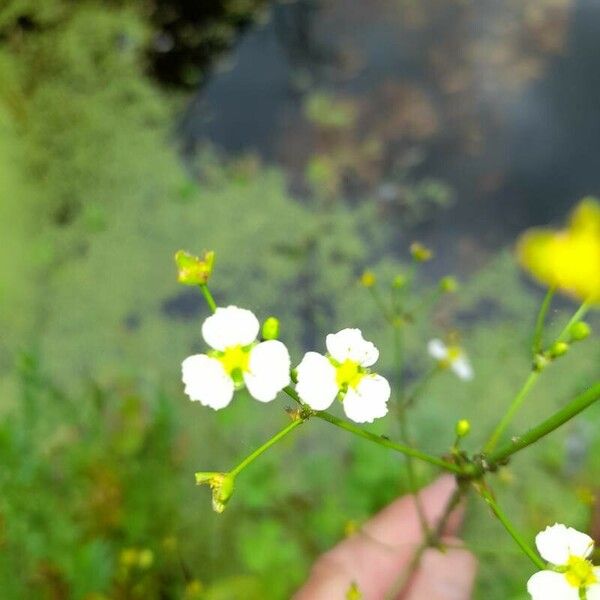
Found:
517,198 -> 600,304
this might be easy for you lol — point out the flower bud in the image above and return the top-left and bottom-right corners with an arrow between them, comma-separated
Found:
533,353 -> 549,372
439,276 -> 459,293
569,321 -> 591,341
455,419 -> 471,438
360,270 -> 376,287
175,250 -> 215,285
392,273 -> 407,289
549,341 -> 569,359
262,316 -> 280,340
195,472 -> 235,513
137,549 -> 154,570
410,242 -> 433,262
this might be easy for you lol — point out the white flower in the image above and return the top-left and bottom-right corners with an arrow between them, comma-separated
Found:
427,338 -> 473,381
182,306 -> 291,409
527,524 -> 600,600
296,328 -> 391,423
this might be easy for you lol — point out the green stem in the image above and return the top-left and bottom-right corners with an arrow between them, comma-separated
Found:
484,300 -> 592,454
556,300 -> 591,343
230,419 -> 303,477
399,414 -> 430,535
283,384 -> 303,406
393,322 -> 430,536
532,287 -> 555,356
487,381 -> 600,466
483,370 -> 540,454
199,283 -> 217,313
281,385 -> 462,473
478,486 -> 545,570
386,485 -> 466,600
368,286 -> 394,324
313,411 -> 463,474
402,365 -> 439,409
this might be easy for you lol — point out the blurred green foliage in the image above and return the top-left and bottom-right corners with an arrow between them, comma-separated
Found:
0,2 -> 599,600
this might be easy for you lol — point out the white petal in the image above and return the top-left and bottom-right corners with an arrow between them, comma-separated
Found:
587,581 -> 600,600
536,524 -> 595,565
452,355 -> 473,381
201,306 -> 259,351
181,354 -> 234,410
243,340 -> 291,402
527,571 -> 578,600
342,374 -> 391,424
326,328 -> 379,367
295,352 -> 338,410
427,339 -> 448,360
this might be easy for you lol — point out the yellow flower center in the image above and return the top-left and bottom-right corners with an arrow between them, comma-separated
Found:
219,345 -> 250,376
564,555 -> 597,588
439,345 -> 462,369
335,359 -> 365,390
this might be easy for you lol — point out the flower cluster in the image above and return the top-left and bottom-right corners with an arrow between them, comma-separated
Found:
528,524 -> 600,600
182,307 -> 393,423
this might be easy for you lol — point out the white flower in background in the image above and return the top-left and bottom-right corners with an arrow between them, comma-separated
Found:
427,338 -> 473,381
182,306 -> 290,409
296,328 -> 391,424
527,524 -> 600,600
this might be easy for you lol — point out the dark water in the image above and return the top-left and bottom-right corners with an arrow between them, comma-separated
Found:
179,0 -> 600,273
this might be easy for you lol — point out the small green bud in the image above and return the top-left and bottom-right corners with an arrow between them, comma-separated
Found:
549,341 -> 569,359
175,250 -> 215,285
262,316 -> 280,340
455,419 -> 471,438
360,270 -> 376,287
439,276 -> 459,293
410,242 -> 433,262
569,321 -> 591,341
533,353 -> 549,372
392,273 -> 407,289
137,549 -> 154,570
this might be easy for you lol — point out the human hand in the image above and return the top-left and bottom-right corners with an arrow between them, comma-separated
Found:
293,476 -> 477,600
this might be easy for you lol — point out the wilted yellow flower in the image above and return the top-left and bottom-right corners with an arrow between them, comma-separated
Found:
175,250 -> 215,285
517,198 -> 600,304
195,472 -> 235,513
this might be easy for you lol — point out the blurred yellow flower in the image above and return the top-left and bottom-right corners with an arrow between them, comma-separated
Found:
517,198 -> 600,304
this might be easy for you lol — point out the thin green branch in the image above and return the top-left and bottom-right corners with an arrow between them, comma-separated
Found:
230,418 -> 303,477
483,370 -> 540,454
199,283 -> 217,313
392,322 -> 431,537
385,485 -> 466,600
487,381 -> 600,467
313,411 -> 463,474
282,384 -> 462,474
478,486 -> 545,570
484,299 -> 592,454
556,300 -> 591,343
532,286 -> 555,356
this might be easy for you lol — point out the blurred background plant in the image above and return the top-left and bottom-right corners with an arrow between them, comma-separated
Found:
0,0 -> 599,598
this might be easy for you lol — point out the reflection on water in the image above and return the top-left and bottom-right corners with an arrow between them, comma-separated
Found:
180,0 -> 600,273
